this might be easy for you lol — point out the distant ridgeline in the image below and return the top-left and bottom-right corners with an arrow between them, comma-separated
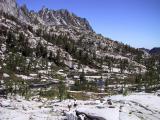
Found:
149,47 -> 160,55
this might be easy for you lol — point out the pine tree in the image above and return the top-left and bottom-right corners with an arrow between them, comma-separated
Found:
55,49 -> 61,66
79,69 -> 87,90
135,74 -> 142,91
105,79 -> 109,92
58,80 -> 66,101
6,31 -> 17,52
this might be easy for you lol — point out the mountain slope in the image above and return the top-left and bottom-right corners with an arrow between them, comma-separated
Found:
0,0 -> 150,94
150,47 -> 160,55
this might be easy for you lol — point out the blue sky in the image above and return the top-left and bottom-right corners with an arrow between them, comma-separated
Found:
17,0 -> 160,49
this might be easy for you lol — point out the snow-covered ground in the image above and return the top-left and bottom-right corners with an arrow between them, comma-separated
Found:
0,93 -> 160,120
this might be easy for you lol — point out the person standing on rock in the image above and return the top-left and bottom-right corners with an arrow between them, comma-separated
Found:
73,99 -> 77,108
68,100 -> 72,111
107,98 -> 112,105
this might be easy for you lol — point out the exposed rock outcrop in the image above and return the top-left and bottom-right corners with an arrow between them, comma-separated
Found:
0,0 -> 18,16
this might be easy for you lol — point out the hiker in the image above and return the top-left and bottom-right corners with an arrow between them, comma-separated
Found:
73,99 -> 77,108
119,105 -> 123,112
100,96 -> 104,103
107,99 -> 112,105
68,101 -> 72,111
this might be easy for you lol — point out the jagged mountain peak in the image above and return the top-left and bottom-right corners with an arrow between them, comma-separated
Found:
0,0 -> 93,31
37,7 -> 93,31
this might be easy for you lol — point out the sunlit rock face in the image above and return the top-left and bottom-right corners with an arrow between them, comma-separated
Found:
0,0 -> 18,16
0,0 -> 93,32
37,8 -> 93,31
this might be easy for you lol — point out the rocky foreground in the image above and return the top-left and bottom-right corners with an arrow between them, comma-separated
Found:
0,92 -> 160,120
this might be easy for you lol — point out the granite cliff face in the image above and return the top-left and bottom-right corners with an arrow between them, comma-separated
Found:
38,8 -> 93,31
0,0 -> 18,16
0,0 -> 92,32
0,0 -> 148,83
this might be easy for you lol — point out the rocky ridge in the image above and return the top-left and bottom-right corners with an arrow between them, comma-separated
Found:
0,0 -> 152,94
